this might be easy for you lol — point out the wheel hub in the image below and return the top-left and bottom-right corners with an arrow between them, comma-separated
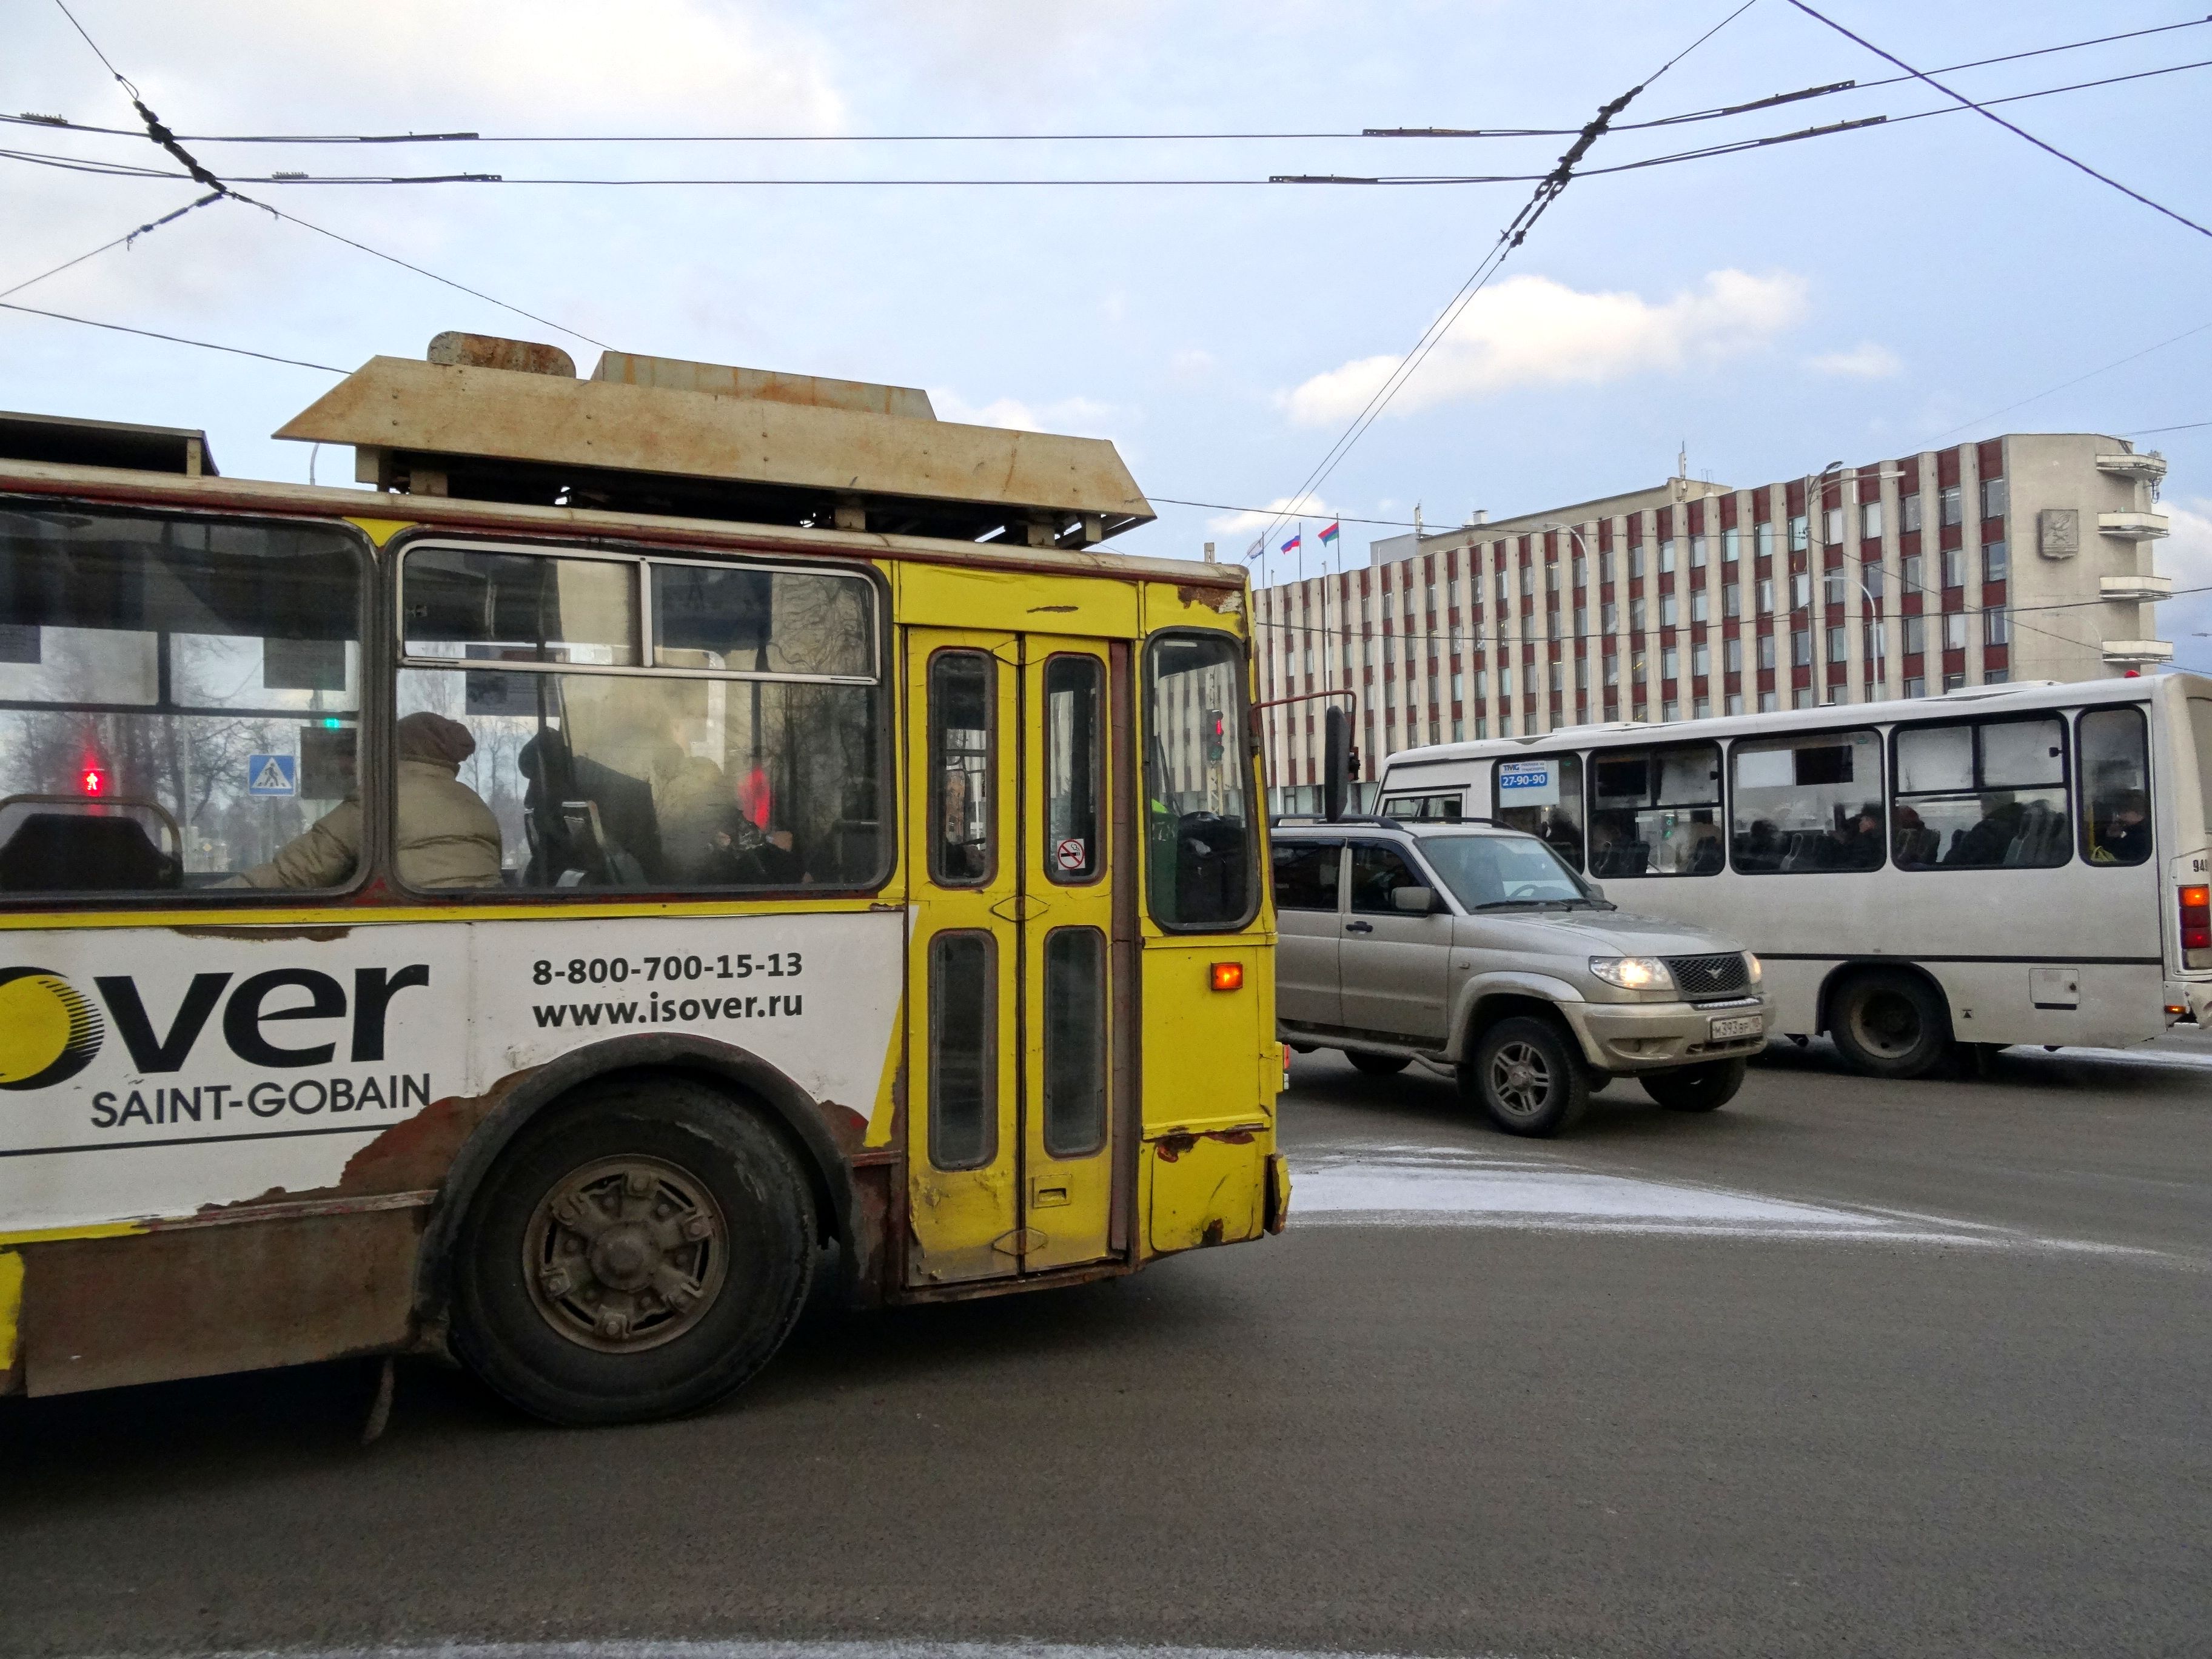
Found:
1490,1042 -> 1552,1118
524,1155 -> 728,1353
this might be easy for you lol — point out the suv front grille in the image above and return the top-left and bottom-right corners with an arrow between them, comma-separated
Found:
1666,952 -> 1750,999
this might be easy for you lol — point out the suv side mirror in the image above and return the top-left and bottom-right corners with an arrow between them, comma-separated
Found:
1392,884 -> 1437,914
1323,705 -> 1355,822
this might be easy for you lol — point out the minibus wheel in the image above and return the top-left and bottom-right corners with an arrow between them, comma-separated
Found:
451,1076 -> 816,1426
1462,1015 -> 1589,1137
1828,970 -> 1951,1079
1346,1050 -> 1411,1076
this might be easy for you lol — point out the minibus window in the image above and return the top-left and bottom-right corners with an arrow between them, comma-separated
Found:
1144,633 -> 1257,930
1891,717 -> 2069,870
1730,730 -> 1884,873
0,506 -> 363,897
2079,706 -> 2152,867
1493,754 -> 1584,868
1587,743 -> 1721,877
1043,655 -> 1102,884
397,545 -> 884,894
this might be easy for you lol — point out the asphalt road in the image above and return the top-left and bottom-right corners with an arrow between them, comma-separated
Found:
4,1039 -> 2208,1659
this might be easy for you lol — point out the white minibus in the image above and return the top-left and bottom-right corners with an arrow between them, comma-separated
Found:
1375,675 -> 2212,1076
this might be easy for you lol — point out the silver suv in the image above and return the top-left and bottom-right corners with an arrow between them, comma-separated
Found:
1272,817 -> 1771,1136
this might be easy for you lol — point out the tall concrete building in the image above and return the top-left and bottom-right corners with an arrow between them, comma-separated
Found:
1253,433 -> 2171,809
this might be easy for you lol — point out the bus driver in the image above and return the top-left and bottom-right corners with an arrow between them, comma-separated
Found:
237,711 -> 503,891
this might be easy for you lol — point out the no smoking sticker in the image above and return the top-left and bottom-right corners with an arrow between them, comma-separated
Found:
1054,837 -> 1087,871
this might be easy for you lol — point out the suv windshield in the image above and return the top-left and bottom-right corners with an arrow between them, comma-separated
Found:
1419,834 -> 1591,909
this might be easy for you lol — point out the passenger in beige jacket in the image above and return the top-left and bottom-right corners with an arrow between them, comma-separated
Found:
238,711 -> 503,890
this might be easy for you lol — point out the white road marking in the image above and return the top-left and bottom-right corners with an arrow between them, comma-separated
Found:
1290,1144 -> 2158,1254
207,1645 -> 1493,1659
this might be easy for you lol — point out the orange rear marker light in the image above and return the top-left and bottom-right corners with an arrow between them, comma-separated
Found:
1210,961 -> 1244,992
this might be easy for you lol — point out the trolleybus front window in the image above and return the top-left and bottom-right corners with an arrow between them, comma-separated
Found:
1144,632 -> 1256,930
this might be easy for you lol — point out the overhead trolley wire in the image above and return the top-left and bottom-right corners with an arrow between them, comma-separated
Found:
1786,0 -> 2212,240
8,56 -> 2203,190
31,0 -> 608,351
8,15 -> 2204,147
1242,0 -> 1764,563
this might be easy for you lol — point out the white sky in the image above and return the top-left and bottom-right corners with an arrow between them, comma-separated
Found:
4,0 -> 2209,664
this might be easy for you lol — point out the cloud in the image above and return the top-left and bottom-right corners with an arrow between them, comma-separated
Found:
1808,342 -> 1903,379
1281,269 -> 1808,427
1203,495 -> 1339,541
1169,348 -> 1216,383
933,389 -> 1117,434
2160,497 -> 2212,670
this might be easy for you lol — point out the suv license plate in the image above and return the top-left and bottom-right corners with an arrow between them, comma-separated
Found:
1709,1014 -> 1762,1041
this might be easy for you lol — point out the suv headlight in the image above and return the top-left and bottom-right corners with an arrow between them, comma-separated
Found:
1744,951 -> 1763,985
1589,956 -> 1675,991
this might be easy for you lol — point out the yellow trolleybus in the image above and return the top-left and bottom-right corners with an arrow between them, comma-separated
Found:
0,338 -> 1286,1423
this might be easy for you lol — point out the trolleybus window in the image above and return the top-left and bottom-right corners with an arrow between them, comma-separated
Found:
2079,706 -> 2152,866
1041,926 -> 1108,1157
1587,742 -> 1722,877
0,504 -> 363,897
928,930 -> 997,1170
1493,754 -> 1584,867
1729,729 -> 1885,874
928,649 -> 995,886
1144,632 -> 1256,930
396,544 -> 883,893
1891,716 -> 2070,870
1044,654 -> 1102,884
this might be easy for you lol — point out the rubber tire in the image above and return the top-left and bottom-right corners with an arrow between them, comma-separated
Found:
1828,970 -> 1952,1079
1639,1056 -> 1748,1112
1346,1050 -> 1412,1076
452,1078 -> 816,1426
1461,1015 -> 1590,1138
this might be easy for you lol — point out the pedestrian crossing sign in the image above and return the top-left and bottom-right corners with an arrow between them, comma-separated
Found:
247,753 -> 298,797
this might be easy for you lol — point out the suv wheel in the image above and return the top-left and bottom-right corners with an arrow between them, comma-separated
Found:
1345,1050 -> 1410,1077
1828,970 -> 1950,1079
1462,1016 -> 1589,1137
1640,1056 -> 1746,1112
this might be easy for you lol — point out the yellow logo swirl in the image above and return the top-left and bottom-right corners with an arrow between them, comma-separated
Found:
0,968 -> 105,1091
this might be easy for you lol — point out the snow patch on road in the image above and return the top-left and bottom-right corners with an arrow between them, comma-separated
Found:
1291,1144 -> 2158,1254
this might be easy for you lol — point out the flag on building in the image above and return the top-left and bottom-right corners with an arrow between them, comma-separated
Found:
1319,521 -> 1340,546
1281,533 -> 1301,555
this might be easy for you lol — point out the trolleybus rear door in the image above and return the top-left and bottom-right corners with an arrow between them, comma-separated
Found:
907,631 -> 1022,1285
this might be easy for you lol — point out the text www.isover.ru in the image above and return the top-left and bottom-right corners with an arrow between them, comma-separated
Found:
531,992 -> 803,1029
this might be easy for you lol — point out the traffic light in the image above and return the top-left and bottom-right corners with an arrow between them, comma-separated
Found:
1204,709 -> 1224,763
78,760 -> 107,796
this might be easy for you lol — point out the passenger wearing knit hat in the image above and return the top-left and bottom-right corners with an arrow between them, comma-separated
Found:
236,712 -> 504,891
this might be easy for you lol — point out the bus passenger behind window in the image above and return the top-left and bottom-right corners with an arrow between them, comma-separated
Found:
236,711 -> 502,891
2091,790 -> 2151,865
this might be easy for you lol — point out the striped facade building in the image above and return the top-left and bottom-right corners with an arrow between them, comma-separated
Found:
1254,432 -> 2173,810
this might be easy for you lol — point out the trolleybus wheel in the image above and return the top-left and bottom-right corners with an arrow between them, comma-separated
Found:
1345,1050 -> 1412,1076
1462,1016 -> 1589,1138
1639,1056 -> 1747,1112
452,1078 -> 816,1426
1828,971 -> 1951,1079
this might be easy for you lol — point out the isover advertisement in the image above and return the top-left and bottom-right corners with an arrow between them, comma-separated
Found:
0,911 -> 903,1232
